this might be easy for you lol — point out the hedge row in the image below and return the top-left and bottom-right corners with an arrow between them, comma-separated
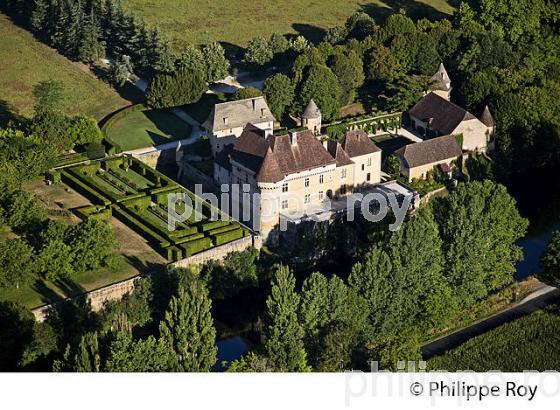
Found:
208,224 -> 240,236
174,233 -> 205,245
168,226 -> 200,239
201,220 -> 231,232
212,228 -> 245,246
112,205 -> 171,249
75,205 -> 112,221
61,170 -> 111,206
180,237 -> 212,257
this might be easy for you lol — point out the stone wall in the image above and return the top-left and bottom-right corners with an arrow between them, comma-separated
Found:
133,148 -> 177,169
31,275 -> 141,322
172,235 -> 262,268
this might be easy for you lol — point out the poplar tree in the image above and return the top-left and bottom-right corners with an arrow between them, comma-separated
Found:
265,265 -> 309,372
158,280 -> 217,372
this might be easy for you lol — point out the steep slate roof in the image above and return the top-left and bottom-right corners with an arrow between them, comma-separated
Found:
302,99 -> 321,118
202,96 -> 276,132
408,92 -> 476,135
479,105 -> 494,127
326,140 -> 354,167
430,63 -> 451,91
394,135 -> 462,168
229,125 -> 336,183
340,129 -> 381,157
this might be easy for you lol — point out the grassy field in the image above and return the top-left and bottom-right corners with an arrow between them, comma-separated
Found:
0,14 -> 129,120
104,105 -> 192,150
429,305 -> 560,371
122,0 -> 455,48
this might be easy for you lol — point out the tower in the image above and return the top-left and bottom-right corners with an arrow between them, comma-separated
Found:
429,63 -> 452,100
301,99 -> 322,136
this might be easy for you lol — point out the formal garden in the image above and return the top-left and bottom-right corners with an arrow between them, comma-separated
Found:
56,156 -> 249,262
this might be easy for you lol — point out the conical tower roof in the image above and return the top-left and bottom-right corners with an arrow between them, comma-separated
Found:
479,105 -> 494,127
430,63 -> 451,91
302,99 -> 321,119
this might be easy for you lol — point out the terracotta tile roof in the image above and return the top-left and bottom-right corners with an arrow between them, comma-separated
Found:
229,125 -> 336,183
408,92 -> 477,135
326,140 -> 354,166
395,135 -> 462,168
340,129 -> 381,157
479,105 -> 494,127
202,97 -> 276,132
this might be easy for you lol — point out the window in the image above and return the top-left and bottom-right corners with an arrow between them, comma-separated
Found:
281,200 -> 288,209
367,158 -> 372,166
361,164 -> 365,171
304,177 -> 310,187
367,173 -> 371,182
282,182 -> 289,192
340,185 -> 347,195
319,174 -> 324,184
304,194 -> 311,204
341,168 -> 347,179
319,191 -> 324,200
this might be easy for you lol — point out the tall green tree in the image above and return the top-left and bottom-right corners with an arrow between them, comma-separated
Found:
264,74 -> 295,120
202,42 -> 230,82
435,181 -> 529,307
296,64 -> 342,121
159,279 -> 217,372
244,36 -> 273,66
540,230 -> 560,285
265,265 -> 309,372
0,239 -> 36,289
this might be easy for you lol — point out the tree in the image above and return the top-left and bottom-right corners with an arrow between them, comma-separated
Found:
202,42 -> 230,82
382,75 -> 432,112
366,44 -> 403,82
66,115 -> 103,146
269,33 -> 290,55
244,36 -> 273,66
265,265 -> 309,372
67,220 -> 118,273
38,240 -> 74,281
540,231 -> 560,285
329,52 -> 360,104
384,154 -> 401,175
225,351 -> 277,372
78,11 -> 105,63
435,181 -> 529,307
108,55 -> 133,87
158,279 -> 217,371
232,87 -> 263,101
105,330 -> 174,372
290,35 -> 309,53
33,80 -> 64,115
0,301 -> 35,370
381,13 -> 416,41
3,190 -> 47,232
296,64 -> 342,121
177,45 -> 205,72
264,74 -> 295,120
146,66 -> 207,109
149,27 -> 176,74
54,332 -> 101,372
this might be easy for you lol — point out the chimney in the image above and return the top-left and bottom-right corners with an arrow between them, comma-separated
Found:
289,130 -> 298,146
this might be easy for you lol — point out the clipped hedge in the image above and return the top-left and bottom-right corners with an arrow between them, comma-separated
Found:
121,194 -> 151,210
200,220 -> 231,232
212,228 -> 244,246
112,205 -> 170,249
168,226 -> 200,239
61,171 -> 111,206
75,205 -> 112,221
180,237 -> 212,257
75,162 -> 101,176
208,224 -> 241,236
174,233 -> 205,245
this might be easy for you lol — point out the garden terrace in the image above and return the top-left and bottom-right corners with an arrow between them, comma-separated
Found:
60,156 -> 250,262
326,112 -> 402,140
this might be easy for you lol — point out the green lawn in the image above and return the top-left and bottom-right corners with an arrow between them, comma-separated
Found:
429,305 -> 560,371
0,13 -> 129,120
104,105 -> 192,151
122,0 -> 455,48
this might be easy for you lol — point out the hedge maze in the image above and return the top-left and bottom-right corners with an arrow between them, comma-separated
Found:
59,156 -> 249,261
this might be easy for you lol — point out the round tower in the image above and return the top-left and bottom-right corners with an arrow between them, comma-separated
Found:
301,99 -> 322,136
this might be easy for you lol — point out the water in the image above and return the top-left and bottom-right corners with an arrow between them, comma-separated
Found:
515,224 -> 559,280
215,336 -> 249,370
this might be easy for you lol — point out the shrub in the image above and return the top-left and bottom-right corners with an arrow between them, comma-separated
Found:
208,224 -> 241,236
174,233 -> 205,245
212,228 -> 244,246
201,220 -> 231,232
180,237 -> 212,257
86,142 -> 106,160
61,171 -> 111,206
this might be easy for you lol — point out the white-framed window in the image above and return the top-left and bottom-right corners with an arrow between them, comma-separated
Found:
367,158 -> 372,166
319,174 -> 324,184
304,177 -> 310,187
281,199 -> 288,209
341,168 -> 347,179
304,194 -> 311,204
282,182 -> 288,192
319,191 -> 324,200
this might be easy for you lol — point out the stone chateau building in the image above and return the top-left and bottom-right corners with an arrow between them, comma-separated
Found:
211,100 -> 381,241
